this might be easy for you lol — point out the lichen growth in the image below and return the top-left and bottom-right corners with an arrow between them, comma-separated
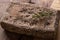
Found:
32,11 -> 53,20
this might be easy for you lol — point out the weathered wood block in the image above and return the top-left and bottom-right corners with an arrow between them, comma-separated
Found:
0,3 -> 59,40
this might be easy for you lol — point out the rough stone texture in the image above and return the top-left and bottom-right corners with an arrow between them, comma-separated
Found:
11,0 -> 53,7
0,2 -> 59,40
31,0 -> 53,7
11,0 -> 30,3
2,3 -> 57,31
0,0 -> 60,40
